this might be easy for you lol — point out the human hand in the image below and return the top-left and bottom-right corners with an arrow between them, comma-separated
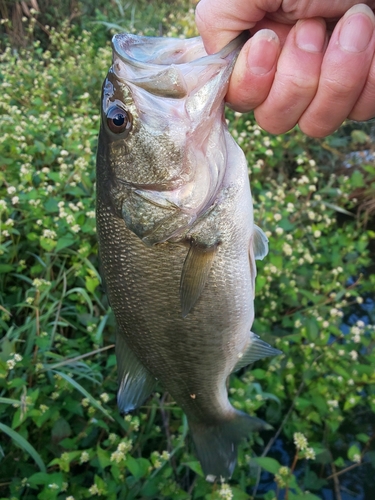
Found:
195,1 -> 375,137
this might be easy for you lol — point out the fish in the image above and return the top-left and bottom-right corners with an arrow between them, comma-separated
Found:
96,32 -> 281,481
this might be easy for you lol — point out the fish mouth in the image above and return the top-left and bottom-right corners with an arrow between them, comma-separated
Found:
111,33 -> 248,98
112,32 -> 247,68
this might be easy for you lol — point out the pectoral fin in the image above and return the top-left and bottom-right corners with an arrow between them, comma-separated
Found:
234,332 -> 282,371
180,240 -> 217,318
116,333 -> 156,413
253,224 -> 269,260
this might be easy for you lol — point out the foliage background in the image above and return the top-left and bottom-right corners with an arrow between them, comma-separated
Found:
0,1 -> 374,499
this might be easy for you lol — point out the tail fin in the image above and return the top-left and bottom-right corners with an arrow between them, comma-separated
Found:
189,411 -> 271,481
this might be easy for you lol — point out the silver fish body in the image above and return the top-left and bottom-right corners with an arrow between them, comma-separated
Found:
96,33 -> 280,480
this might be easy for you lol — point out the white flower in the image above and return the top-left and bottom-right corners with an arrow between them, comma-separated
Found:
327,400 -> 338,408
117,439 -> 132,453
89,484 -> 100,495
286,203 -> 294,213
349,350 -> 358,361
274,213 -> 282,222
111,449 -> 126,463
7,186 -> 16,194
71,224 -> 80,233
6,359 -> 16,370
356,297 -> 364,304
353,454 -> 361,463
12,196 -> 19,205
282,243 -> 293,256
275,227 -> 284,235
313,230 -> 321,238
294,432 -> 308,451
80,451 -> 89,463
304,447 -> 316,460
108,433 -> 117,443
219,483 -> 233,500
43,229 -> 57,239
308,211 -> 315,220
330,308 -> 340,317
100,393 -> 109,403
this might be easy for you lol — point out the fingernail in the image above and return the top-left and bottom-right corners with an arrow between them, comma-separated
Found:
339,5 -> 375,52
247,29 -> 279,75
295,19 -> 325,53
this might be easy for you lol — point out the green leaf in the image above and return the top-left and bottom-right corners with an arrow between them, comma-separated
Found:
0,422 -> 46,472
185,460 -> 204,477
232,486 -> 252,500
252,456 -> 281,474
347,444 -> 361,461
289,494 -> 322,500
55,236 -> 76,252
356,433 -> 370,443
97,445 -> 111,469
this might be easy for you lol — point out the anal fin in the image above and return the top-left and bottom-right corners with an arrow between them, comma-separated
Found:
234,332 -> 282,371
180,240 -> 217,318
116,333 -> 156,413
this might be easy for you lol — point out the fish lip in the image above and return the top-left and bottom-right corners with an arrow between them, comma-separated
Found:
112,32 -> 248,71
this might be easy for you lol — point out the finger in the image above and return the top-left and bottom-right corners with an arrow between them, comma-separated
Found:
250,18 -> 294,45
298,4 -> 375,137
253,18 -> 327,134
269,1 -> 375,23
226,30 -> 280,112
195,0 -> 375,54
349,51 -> 375,120
195,0 -> 282,53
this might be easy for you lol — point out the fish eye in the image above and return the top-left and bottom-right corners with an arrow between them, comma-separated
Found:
106,105 -> 132,135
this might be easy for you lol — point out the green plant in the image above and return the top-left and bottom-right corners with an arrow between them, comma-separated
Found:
0,12 -> 374,500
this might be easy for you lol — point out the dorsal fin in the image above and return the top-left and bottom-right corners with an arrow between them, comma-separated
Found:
180,240 -> 217,318
233,332 -> 282,372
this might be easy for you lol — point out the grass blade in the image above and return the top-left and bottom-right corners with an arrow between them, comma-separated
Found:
53,370 -> 114,421
0,422 -> 46,472
0,397 -> 20,405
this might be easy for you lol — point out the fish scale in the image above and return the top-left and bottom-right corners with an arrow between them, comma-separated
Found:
96,33 -> 281,480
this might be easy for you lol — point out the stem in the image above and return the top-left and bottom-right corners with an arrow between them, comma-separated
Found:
330,462 -> 343,500
251,379 -> 305,499
285,453 -> 299,500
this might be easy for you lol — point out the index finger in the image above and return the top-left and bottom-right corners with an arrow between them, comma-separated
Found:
195,0 -> 375,53
195,0 -> 282,53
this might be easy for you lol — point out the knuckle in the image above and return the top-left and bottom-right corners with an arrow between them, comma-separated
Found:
277,71 -> 318,96
298,118 -> 335,138
321,77 -> 356,99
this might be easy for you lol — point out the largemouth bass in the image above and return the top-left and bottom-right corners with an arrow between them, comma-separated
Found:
96,33 -> 280,480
